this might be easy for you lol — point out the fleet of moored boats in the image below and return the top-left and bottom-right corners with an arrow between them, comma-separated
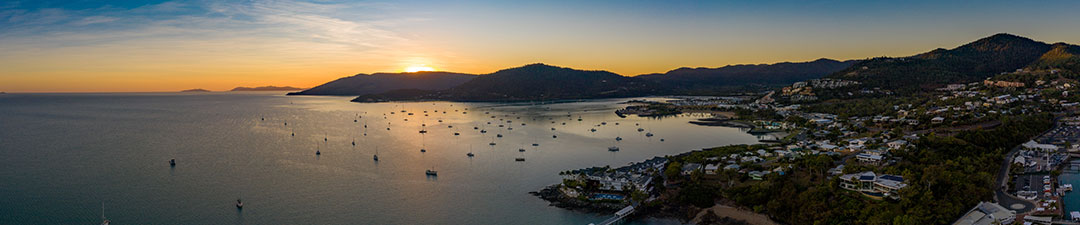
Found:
153,103 -> 661,214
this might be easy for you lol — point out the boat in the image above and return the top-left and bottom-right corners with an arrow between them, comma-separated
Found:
660,139 -> 665,142
316,150 -> 320,155
532,143 -> 539,146
590,128 -> 596,132
101,202 -> 110,225
507,127 -> 513,130
645,132 -> 654,137
551,127 -> 556,131
497,134 -> 503,138
421,148 -> 426,153
454,132 -> 460,136
236,198 -> 243,209
481,129 -> 487,133
426,169 -> 438,176
467,152 -> 474,157
608,146 -> 620,152
638,128 -> 644,132
374,147 -> 379,161
489,142 -> 496,145
474,126 -> 479,129
419,130 -> 427,134
519,148 -> 526,152
615,137 -> 622,141
552,135 -> 557,138
169,158 -> 176,167
515,158 -> 525,162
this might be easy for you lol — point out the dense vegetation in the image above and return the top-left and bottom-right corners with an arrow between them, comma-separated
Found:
639,58 -> 857,95
668,113 -> 1053,225
827,33 -> 1054,93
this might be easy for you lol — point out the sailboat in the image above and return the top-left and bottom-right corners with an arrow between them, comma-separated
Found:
316,142 -> 321,155
467,145 -> 475,157
236,198 -> 243,209
373,146 -> 379,161
425,167 -> 438,176
169,158 -> 176,167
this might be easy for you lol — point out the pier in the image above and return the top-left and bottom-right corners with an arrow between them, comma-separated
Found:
593,205 -> 635,225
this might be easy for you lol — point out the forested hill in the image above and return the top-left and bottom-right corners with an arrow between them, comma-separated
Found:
638,58 -> 857,95
287,72 -> 477,96
827,33 -> 1063,91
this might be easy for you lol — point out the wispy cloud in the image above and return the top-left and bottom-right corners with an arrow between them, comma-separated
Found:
0,0 -> 420,63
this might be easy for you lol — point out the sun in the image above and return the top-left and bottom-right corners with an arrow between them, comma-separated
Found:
404,65 -> 435,73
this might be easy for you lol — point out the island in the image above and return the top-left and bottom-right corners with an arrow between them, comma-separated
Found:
180,88 -> 211,92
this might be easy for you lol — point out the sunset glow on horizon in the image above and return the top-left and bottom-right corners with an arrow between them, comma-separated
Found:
2,0 -> 1080,92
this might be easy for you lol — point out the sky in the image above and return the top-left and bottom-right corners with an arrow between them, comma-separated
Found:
1,0 -> 1079,92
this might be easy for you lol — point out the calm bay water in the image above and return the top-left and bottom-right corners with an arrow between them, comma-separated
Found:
0,92 -> 760,224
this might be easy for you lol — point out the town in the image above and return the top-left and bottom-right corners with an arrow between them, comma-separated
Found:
539,67 -> 1080,225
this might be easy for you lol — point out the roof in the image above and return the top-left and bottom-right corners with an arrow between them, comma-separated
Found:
953,202 -> 1015,225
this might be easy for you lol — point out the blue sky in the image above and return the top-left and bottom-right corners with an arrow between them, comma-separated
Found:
1,0 -> 1079,92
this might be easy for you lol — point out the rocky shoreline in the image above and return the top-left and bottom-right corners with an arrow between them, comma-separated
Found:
529,185 -> 625,214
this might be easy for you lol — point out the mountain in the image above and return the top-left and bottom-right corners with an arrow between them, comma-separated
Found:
231,86 -> 304,91
827,33 -> 1055,91
638,58 -> 857,94
428,63 -> 661,101
288,71 -> 477,96
180,88 -> 211,92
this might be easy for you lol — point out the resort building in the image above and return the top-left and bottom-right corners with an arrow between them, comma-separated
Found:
838,171 -> 907,200
1023,140 -> 1059,152
952,202 -> 1016,225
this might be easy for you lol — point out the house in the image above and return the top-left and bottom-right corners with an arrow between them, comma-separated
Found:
724,164 -> 741,171
828,165 -> 845,176
839,171 -> 908,199
704,164 -> 720,175
952,202 -> 1016,225
886,140 -> 908,150
748,171 -> 768,180
681,163 -> 702,176
856,153 -> 885,165
931,117 -> 945,124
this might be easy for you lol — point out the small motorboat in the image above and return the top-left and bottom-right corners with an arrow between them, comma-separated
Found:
532,143 -> 539,146
552,135 -> 557,138
454,132 -> 460,136
615,137 -> 622,141
421,149 -> 426,153
515,158 -> 525,162
645,132 -> 654,137
519,148 -> 526,152
497,134 -> 503,138
638,128 -> 644,132
426,170 -> 438,176
467,152 -> 474,157
489,142 -> 496,146
608,146 -> 620,152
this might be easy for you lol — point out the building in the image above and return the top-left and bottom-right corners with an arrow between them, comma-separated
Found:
839,171 -> 908,200
1023,140 -> 1059,152
856,152 -> 885,165
681,163 -> 702,176
952,202 -> 1016,225
886,140 -> 908,150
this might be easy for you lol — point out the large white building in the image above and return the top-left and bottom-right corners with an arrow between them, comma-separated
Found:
953,202 -> 1015,225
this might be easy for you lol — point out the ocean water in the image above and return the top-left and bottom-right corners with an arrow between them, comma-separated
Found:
0,92 -> 761,224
